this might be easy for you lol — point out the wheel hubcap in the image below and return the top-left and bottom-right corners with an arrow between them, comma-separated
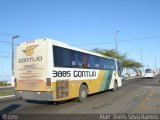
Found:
114,82 -> 117,89
81,89 -> 86,98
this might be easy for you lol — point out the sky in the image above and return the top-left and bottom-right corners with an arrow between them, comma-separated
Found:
0,0 -> 160,80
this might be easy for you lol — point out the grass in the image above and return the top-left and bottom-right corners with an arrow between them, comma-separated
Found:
0,81 -> 14,97
0,81 -> 9,86
0,90 -> 14,96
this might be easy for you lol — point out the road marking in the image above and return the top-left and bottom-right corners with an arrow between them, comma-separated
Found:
0,95 -> 15,99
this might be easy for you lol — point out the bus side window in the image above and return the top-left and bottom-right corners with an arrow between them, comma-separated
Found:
105,59 -> 110,70
72,61 -> 76,66
62,48 -> 71,67
88,55 -> 95,69
83,54 -> 89,68
71,51 -> 77,67
71,51 -> 83,68
110,60 -> 116,70
95,57 -> 100,68
53,46 -> 63,67
77,52 -> 83,67
117,61 -> 121,77
100,58 -> 104,69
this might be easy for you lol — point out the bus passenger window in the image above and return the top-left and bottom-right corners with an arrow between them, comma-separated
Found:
82,54 -> 89,68
88,55 -> 95,69
62,48 -> 71,67
95,63 -> 99,68
72,61 -> 76,66
95,57 -> 100,69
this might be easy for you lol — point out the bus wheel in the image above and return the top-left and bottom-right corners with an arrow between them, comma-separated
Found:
113,80 -> 118,91
78,85 -> 88,102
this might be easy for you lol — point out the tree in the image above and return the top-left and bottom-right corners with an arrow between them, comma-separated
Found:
121,59 -> 142,77
92,48 -> 127,61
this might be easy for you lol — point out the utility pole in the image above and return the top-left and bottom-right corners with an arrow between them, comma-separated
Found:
155,56 -> 157,75
140,48 -> 144,76
114,31 -> 119,53
11,35 -> 19,86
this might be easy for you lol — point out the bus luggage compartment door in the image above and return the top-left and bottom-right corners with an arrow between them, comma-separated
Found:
56,80 -> 69,99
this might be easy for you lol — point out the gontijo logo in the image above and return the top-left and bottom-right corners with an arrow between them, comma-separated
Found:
19,45 -> 42,63
23,45 -> 38,56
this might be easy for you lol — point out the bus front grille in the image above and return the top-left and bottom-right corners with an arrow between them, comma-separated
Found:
56,80 -> 69,99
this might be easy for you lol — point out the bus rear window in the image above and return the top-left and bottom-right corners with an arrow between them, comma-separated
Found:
145,69 -> 152,73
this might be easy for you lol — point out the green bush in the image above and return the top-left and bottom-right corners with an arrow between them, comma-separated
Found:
0,81 -> 8,86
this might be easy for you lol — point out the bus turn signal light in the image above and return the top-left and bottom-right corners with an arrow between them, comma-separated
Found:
14,79 -> 17,87
46,78 -> 51,86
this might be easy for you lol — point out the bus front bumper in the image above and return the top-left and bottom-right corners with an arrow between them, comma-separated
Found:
15,91 -> 54,101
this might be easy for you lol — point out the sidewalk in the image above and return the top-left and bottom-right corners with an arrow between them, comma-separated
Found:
126,76 -> 143,80
0,86 -> 14,89
0,95 -> 15,99
0,86 -> 15,98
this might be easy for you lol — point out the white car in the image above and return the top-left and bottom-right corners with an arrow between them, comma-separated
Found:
145,69 -> 155,78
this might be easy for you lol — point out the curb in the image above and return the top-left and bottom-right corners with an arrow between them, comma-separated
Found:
0,86 -> 14,89
0,95 -> 15,99
126,76 -> 143,80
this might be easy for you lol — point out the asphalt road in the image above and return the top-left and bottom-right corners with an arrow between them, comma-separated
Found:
0,77 -> 160,116
0,86 -> 14,91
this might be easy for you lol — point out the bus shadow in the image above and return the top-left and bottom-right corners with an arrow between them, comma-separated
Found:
88,89 -> 112,97
0,104 -> 21,114
25,90 -> 113,105
25,98 -> 77,105
25,100 -> 54,105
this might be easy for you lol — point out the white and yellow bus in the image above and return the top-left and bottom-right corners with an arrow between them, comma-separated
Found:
15,38 -> 122,102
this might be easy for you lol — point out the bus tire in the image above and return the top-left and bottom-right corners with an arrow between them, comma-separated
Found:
78,84 -> 88,102
112,80 -> 118,91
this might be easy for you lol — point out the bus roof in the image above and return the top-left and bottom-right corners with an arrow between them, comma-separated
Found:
19,38 -> 118,61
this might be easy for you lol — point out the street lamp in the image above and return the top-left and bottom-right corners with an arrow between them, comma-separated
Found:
11,35 -> 19,86
114,30 -> 119,52
155,56 -> 157,75
140,48 -> 144,76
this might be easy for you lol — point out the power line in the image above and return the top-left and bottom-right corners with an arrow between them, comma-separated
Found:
1,34 -> 160,46
0,51 -> 11,54
0,40 -> 19,45
0,55 -> 11,58
0,55 -> 11,57
0,32 -> 32,41
71,35 -> 160,46
118,35 -> 160,43
0,33 -> 14,37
